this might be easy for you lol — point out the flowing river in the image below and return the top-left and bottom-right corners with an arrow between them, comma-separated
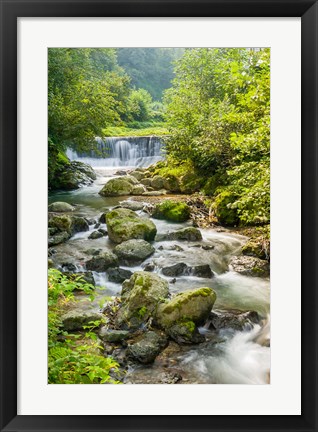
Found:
49,142 -> 270,385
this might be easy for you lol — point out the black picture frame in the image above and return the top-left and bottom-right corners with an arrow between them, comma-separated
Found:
1,1 -> 317,431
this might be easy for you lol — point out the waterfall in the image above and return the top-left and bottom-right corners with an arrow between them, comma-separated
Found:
66,136 -> 164,168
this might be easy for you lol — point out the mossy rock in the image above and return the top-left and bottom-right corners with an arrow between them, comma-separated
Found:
163,175 -> 180,193
71,216 -> 89,234
180,172 -> 204,194
48,231 -> 70,246
242,240 -> 267,260
48,202 -> 75,212
155,287 -> 217,329
99,178 -> 134,197
48,214 -> 73,234
106,208 -> 157,244
167,320 -> 205,344
152,200 -> 191,222
130,171 -> 145,181
114,239 -> 155,265
86,251 -> 119,272
213,190 -> 239,226
115,271 -> 169,330
61,310 -> 105,331
131,184 -> 147,195
151,175 -> 165,190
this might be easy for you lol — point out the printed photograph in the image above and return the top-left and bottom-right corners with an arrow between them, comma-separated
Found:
48,48 -> 270,384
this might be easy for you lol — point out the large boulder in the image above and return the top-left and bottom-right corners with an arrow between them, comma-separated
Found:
156,227 -> 202,242
163,175 -> 181,193
86,251 -> 118,272
48,214 -> 73,234
127,331 -> 168,364
114,239 -> 155,265
56,161 -> 96,190
162,263 -> 189,277
151,175 -> 165,190
229,256 -> 270,278
99,178 -> 134,197
152,201 -> 190,222
98,327 -> 130,343
131,184 -> 147,195
71,216 -> 89,234
106,208 -> 157,244
155,287 -> 217,329
166,321 -> 205,344
115,272 -> 169,329
48,202 -> 74,212
48,231 -> 70,246
61,309 -> 105,331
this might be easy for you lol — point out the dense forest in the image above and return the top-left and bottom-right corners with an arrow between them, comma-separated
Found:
48,47 -> 270,385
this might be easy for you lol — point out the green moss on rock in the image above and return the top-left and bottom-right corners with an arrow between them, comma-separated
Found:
152,200 -> 191,222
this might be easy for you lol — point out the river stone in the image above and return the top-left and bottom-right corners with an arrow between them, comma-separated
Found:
191,264 -> 214,278
115,271 -> 169,329
167,321 -> 205,344
156,227 -> 202,242
48,214 -> 73,234
229,255 -> 270,278
119,200 -> 145,211
98,228 -> 107,236
152,201 -> 190,222
61,310 -> 105,331
48,231 -> 71,246
127,331 -> 168,364
162,263 -> 189,277
114,239 -> 155,265
156,287 -> 217,329
107,267 -> 133,283
208,310 -> 260,331
98,327 -> 130,343
86,251 -> 118,272
151,175 -> 165,190
125,175 -> 140,185
62,271 -> 95,286
88,230 -> 103,240
106,208 -> 157,244
48,201 -> 75,212
71,216 -> 89,234
99,178 -> 134,197
242,240 -> 268,260
131,184 -> 147,195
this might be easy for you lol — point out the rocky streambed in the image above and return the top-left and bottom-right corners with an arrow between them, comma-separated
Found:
48,167 -> 270,384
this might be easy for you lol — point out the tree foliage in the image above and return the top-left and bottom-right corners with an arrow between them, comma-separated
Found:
164,48 -> 270,225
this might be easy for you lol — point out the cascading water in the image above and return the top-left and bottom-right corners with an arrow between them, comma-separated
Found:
66,136 -> 164,168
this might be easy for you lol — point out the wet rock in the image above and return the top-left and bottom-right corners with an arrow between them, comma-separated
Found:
99,212 -> 109,224
61,310 -> 105,331
208,309 -> 260,331
156,287 -> 217,329
99,178 -> 134,197
54,161 -> 96,190
230,255 -> 270,278
84,248 -> 101,256
202,244 -> 215,250
170,244 -> 184,252
115,271 -> 169,330
118,200 -> 145,211
88,230 -> 103,240
48,227 -> 58,236
127,331 -> 168,364
48,201 -> 74,212
94,223 -> 101,229
98,327 -> 130,343
191,264 -> 214,278
114,239 -> 155,265
71,216 -> 89,234
142,262 -> 155,272
86,251 -> 118,272
61,262 -> 77,272
115,170 -> 128,176
85,218 -> 97,226
152,201 -> 190,222
106,208 -> 157,244
156,227 -> 202,242
167,321 -> 205,344
130,171 -> 145,181
48,214 -> 72,234
48,248 -> 57,256
162,263 -> 189,277
98,228 -> 107,236
107,267 -> 133,283
140,178 -> 152,187
48,231 -> 70,246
